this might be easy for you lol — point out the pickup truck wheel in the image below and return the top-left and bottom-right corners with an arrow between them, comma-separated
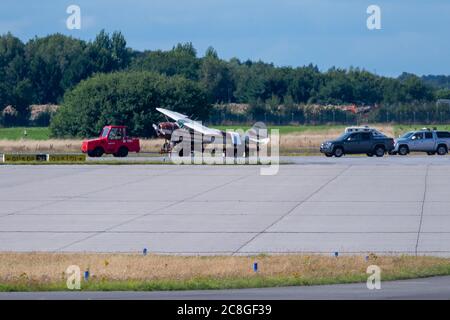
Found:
437,145 -> 448,155
374,146 -> 385,157
115,146 -> 128,157
398,145 -> 409,156
95,147 -> 104,157
333,147 -> 344,158
89,147 -> 104,158
366,153 -> 373,157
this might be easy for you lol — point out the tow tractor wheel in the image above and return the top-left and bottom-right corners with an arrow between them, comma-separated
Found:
89,147 -> 104,158
114,146 -> 129,158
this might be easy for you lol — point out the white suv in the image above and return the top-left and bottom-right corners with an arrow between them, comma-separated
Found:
392,129 -> 450,155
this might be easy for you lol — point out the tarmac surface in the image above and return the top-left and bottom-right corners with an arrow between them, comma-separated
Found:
1,156 -> 450,255
1,275 -> 450,299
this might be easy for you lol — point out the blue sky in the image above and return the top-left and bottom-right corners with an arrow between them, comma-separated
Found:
0,0 -> 449,77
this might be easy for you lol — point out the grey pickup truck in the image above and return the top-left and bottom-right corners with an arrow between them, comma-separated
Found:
320,131 -> 395,157
390,129 -> 450,155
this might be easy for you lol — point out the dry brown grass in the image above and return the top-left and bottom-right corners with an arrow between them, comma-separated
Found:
0,125 -> 396,154
281,130 -> 342,151
280,125 -> 395,152
0,139 -> 82,153
139,138 -> 166,152
0,252 -> 448,284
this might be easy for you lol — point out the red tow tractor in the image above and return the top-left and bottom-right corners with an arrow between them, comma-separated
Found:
81,125 -> 140,158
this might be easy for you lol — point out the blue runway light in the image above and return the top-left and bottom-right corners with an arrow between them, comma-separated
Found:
143,248 -> 148,256
84,270 -> 89,281
334,251 -> 339,257
253,262 -> 258,272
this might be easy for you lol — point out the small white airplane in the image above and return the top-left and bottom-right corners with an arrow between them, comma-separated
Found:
153,107 -> 270,155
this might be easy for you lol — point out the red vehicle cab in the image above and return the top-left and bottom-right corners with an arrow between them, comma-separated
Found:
81,125 -> 140,157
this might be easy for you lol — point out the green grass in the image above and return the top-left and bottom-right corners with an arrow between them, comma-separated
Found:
2,253 -> 450,292
1,124 -> 441,141
2,124 -> 450,141
393,124 -> 450,137
0,125 -> 337,140
0,125 -> 342,141
214,125 -> 348,134
218,123 -> 450,137
2,265 -> 450,292
0,127 -> 50,140
0,276 -> 377,292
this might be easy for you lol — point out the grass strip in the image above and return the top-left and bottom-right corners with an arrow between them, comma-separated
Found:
1,253 -> 450,292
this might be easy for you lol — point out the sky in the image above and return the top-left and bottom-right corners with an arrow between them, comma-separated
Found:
0,0 -> 449,77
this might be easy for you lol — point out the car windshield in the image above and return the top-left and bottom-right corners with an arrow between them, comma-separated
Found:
101,127 -> 109,137
400,131 -> 414,139
336,133 -> 351,141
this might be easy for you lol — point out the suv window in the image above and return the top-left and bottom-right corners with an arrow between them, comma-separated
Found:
346,133 -> 360,141
437,131 -> 450,138
411,132 -> 424,140
360,132 -> 371,141
424,132 -> 433,139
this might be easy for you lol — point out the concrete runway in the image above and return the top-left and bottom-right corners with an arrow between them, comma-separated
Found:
2,275 -> 450,300
1,156 -> 450,255
90,153 -> 450,166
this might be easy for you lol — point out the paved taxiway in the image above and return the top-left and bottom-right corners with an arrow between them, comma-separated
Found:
1,156 -> 450,255
1,275 -> 450,299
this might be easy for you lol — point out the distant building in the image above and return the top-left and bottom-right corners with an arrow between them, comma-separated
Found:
1,105 -> 18,116
437,99 -> 450,106
29,104 -> 60,121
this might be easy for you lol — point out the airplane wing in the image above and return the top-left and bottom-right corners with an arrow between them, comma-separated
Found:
156,107 -> 222,136
155,107 -> 269,143
178,119 -> 223,136
156,108 -> 188,122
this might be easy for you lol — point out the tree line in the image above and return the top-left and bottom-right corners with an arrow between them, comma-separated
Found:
0,30 -> 129,126
1,31 -> 450,136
